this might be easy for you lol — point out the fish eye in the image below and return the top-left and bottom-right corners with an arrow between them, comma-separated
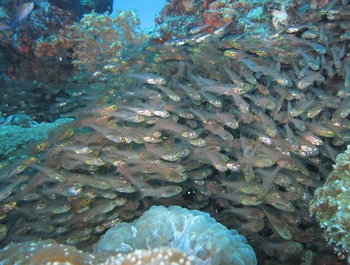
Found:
36,203 -> 46,209
17,165 -> 25,170
91,150 -> 99,156
59,176 -> 66,181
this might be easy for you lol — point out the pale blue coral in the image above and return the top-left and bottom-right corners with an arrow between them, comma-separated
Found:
0,117 -> 73,157
95,205 -> 257,265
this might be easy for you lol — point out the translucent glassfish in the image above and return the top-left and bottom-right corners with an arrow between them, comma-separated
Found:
0,224 -> 7,242
129,72 -> 166,85
31,163 -> 66,182
256,65 -> 292,87
0,157 -> 36,181
304,122 -> 335,137
264,191 -> 295,212
109,110 -> 145,123
87,122 -> 126,143
139,185 -> 182,200
219,180 -> 264,195
263,240 -> 303,254
222,205 -> 265,220
64,152 -> 106,166
262,206 -> 292,240
82,199 -> 124,222
154,84 -> 181,102
257,112 -> 278,137
216,192 -> 263,206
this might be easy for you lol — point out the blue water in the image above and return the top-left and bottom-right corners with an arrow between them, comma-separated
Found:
111,0 -> 166,29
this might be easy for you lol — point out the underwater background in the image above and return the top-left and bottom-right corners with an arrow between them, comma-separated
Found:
0,0 -> 350,264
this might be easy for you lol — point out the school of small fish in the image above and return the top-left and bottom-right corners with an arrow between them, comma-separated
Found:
0,1 -> 350,264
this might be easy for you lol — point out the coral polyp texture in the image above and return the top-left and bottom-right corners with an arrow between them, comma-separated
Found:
310,145 -> 350,264
0,238 -> 195,265
95,205 -> 257,265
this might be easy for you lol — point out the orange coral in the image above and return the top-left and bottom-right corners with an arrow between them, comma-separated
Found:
35,30 -> 74,58
34,11 -> 148,70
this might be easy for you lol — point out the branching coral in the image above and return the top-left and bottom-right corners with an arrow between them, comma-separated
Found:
95,205 -> 257,265
310,145 -> 350,264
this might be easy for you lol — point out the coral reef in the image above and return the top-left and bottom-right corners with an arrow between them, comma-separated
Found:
34,9 -> 148,70
0,239 -> 195,265
0,80 -> 89,124
0,5 -> 147,125
0,1 -> 349,264
310,145 -> 350,264
47,0 -> 113,19
0,116 -> 73,159
0,0 -> 136,85
0,1 -> 76,85
95,205 -> 257,265
151,0 -> 314,43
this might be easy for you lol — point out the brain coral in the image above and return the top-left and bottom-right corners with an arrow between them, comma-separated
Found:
94,205 -> 257,265
310,145 -> 350,264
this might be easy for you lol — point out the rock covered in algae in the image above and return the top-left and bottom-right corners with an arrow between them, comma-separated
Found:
95,205 -> 257,265
310,145 -> 350,264
0,117 -> 73,157
0,238 -> 195,265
